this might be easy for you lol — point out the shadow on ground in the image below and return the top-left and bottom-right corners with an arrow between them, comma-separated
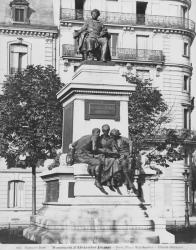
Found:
167,226 -> 196,244
0,228 -> 37,244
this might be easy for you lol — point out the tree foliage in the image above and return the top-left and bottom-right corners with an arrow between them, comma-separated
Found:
127,74 -> 170,150
126,73 -> 188,169
0,65 -> 63,169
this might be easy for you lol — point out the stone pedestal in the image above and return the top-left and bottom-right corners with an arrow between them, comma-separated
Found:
24,62 -> 174,244
23,165 -> 174,244
57,62 -> 135,153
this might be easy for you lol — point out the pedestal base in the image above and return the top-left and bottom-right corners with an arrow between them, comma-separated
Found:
24,202 -> 159,244
23,165 -> 175,244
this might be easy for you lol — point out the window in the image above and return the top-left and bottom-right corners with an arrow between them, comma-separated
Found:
8,180 -> 24,208
15,8 -> 24,22
183,42 -> 189,57
136,35 -> 149,50
109,33 -> 118,57
9,44 -> 28,74
184,75 -> 189,91
184,109 -> 190,129
10,0 -> 29,23
136,1 -> 148,24
75,0 -> 84,20
182,6 -> 188,19
136,35 -> 149,60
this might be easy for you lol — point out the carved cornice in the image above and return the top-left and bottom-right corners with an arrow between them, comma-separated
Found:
0,25 -> 58,38
58,88 -> 133,104
164,63 -> 193,71
152,27 -> 195,40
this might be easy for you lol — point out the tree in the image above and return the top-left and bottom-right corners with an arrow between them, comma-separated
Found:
127,73 -> 169,150
126,73 -> 187,169
0,65 -> 63,215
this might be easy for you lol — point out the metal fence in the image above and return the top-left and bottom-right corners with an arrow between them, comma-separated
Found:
62,44 -> 164,63
60,8 -> 195,32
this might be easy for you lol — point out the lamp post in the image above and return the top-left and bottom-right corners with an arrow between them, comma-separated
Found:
183,169 -> 190,228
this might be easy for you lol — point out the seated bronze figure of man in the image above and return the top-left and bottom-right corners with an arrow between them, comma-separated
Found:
73,9 -> 111,62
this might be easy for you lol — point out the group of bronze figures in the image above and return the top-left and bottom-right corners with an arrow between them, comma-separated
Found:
68,125 -> 135,195
73,9 -> 111,62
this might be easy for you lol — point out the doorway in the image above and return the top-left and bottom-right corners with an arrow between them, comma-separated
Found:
136,2 -> 148,24
136,35 -> 149,60
75,0 -> 85,20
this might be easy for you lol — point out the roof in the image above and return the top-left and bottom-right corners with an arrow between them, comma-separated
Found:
10,0 -> 29,7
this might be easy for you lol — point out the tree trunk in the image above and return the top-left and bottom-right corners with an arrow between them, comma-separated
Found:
32,165 -> 36,215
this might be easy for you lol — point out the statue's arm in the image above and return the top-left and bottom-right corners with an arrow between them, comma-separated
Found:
73,22 -> 88,38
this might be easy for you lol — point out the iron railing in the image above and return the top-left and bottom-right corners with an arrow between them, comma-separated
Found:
60,9 -> 195,32
62,44 -> 164,63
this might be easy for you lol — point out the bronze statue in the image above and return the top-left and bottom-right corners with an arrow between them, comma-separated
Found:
99,124 -> 123,192
110,129 -> 134,192
73,9 -> 111,62
69,126 -> 134,194
70,128 -> 108,194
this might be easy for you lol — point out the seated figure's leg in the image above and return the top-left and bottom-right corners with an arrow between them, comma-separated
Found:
121,158 -> 134,191
86,157 -> 108,195
97,37 -> 109,62
80,38 -> 87,61
86,37 -> 96,60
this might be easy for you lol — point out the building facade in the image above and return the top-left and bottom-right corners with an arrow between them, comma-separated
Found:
56,0 -> 196,219
0,0 -> 58,225
58,0 -> 194,131
0,0 -> 58,93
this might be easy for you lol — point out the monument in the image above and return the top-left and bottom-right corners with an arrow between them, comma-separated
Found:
23,9 -> 174,244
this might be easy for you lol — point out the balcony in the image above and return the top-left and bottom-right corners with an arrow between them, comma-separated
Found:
60,9 -> 195,32
62,44 -> 164,63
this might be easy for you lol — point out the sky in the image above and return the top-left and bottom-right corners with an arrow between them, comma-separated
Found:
190,1 -> 196,129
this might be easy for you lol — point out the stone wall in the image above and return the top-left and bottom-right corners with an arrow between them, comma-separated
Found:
0,168 -> 45,226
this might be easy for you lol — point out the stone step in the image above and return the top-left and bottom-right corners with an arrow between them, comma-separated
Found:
72,195 -> 145,205
24,224 -> 159,244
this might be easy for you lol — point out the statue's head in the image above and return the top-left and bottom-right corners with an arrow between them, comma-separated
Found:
110,129 -> 121,139
91,9 -> 100,19
92,128 -> 100,138
102,124 -> 110,135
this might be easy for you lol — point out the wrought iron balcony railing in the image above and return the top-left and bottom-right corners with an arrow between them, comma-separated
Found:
60,8 -> 195,32
62,44 -> 164,63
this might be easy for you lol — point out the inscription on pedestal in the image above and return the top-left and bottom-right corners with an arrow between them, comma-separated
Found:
85,100 -> 120,121
46,180 -> 59,202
